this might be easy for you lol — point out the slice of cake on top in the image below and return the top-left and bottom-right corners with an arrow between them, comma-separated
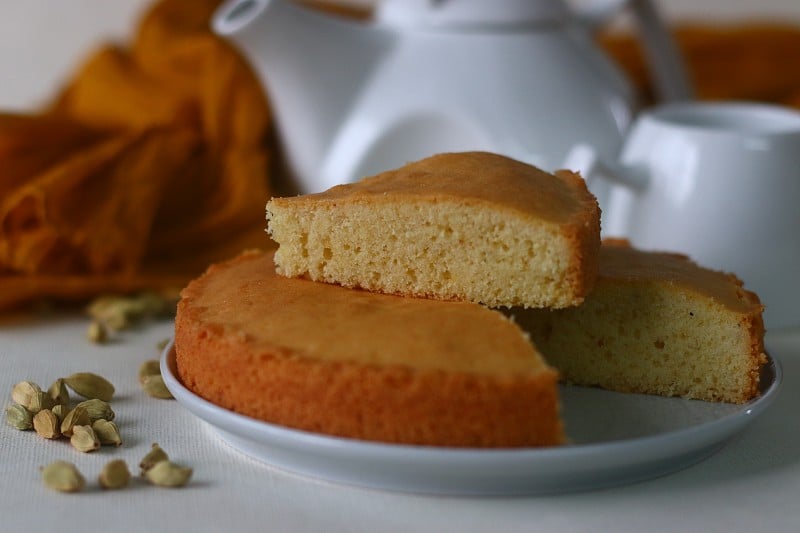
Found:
266,151 -> 601,309
512,240 -> 767,404
175,250 -> 564,448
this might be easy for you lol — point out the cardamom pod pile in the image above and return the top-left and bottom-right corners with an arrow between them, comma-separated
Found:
6,361 -> 190,494
6,372 -> 119,452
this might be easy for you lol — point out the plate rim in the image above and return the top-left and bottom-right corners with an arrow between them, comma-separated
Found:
161,339 -> 782,493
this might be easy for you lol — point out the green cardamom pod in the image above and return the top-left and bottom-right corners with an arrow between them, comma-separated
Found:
5,403 -> 33,430
144,460 -> 193,488
99,459 -> 130,490
41,461 -> 85,492
60,405 -> 90,436
70,425 -> 100,453
89,292 -> 178,331
86,320 -> 108,344
51,404 -> 68,423
87,295 -> 133,331
138,359 -> 161,385
139,443 -> 169,473
33,409 -> 61,439
63,372 -> 115,401
141,374 -> 173,399
75,399 -> 115,422
27,390 -> 54,414
92,419 -> 122,447
47,378 -> 70,407
11,380 -> 42,410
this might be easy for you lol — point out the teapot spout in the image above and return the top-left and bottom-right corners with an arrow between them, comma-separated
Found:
213,0 -> 394,192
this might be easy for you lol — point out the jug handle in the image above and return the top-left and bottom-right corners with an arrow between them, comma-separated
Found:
564,143 -> 650,236
576,0 -> 693,102
565,144 -> 648,192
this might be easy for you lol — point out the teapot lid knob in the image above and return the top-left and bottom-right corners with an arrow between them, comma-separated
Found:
376,0 -> 571,29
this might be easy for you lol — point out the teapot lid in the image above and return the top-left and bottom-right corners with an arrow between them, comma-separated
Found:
376,0 -> 571,29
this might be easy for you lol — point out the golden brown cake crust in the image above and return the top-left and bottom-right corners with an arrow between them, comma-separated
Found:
599,239 -> 766,311
175,250 -> 564,447
301,152 -> 598,226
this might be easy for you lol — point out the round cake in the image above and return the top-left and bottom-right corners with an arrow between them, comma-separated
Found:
174,250 -> 564,448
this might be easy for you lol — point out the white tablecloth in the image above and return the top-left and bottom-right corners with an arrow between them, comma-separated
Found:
2,311 -> 799,533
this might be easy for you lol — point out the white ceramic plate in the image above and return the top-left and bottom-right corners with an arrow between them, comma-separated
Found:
161,341 -> 782,496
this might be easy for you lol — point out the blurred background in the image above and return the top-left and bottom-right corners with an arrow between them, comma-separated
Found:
2,0 -> 800,111
2,0 -> 800,313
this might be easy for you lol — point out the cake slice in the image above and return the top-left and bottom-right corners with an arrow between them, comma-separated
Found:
512,240 -> 767,403
175,250 -> 564,448
266,151 -> 601,309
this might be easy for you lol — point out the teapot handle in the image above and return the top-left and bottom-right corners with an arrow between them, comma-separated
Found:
576,0 -> 693,102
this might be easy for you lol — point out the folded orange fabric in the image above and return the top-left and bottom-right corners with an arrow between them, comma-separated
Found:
0,0 -> 274,311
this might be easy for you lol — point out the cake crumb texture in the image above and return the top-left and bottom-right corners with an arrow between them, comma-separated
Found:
266,152 -> 600,309
513,241 -> 767,403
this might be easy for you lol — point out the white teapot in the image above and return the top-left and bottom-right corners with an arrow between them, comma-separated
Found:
213,0 -> 690,203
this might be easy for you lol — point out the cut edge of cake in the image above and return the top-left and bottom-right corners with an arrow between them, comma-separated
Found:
512,240 -> 767,404
266,152 -> 601,309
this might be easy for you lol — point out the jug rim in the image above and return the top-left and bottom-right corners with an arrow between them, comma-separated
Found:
643,101 -> 800,136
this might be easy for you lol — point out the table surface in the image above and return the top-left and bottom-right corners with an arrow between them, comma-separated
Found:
2,311 -> 799,533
